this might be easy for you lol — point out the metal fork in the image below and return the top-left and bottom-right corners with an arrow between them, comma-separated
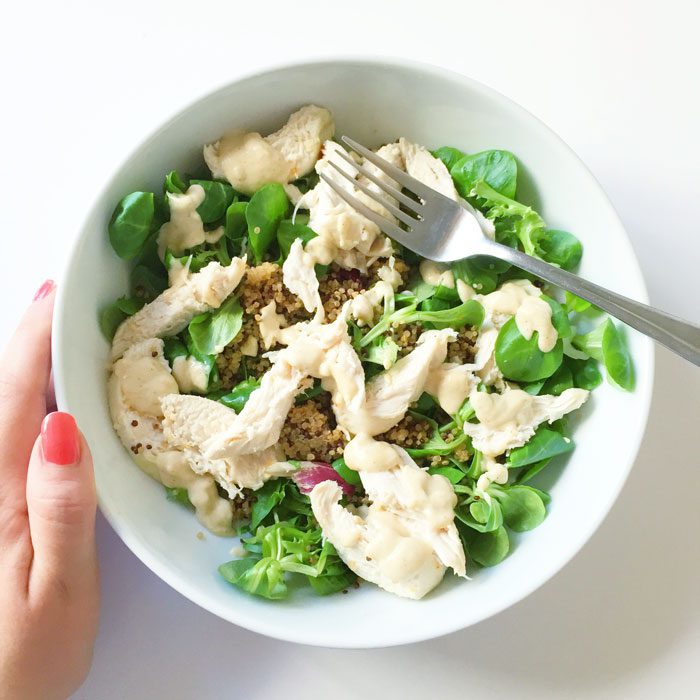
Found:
319,135 -> 700,366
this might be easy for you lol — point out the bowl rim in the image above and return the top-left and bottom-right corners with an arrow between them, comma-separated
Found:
52,55 -> 655,648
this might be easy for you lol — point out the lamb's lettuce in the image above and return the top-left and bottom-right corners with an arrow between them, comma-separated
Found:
489,484 -> 547,532
99,296 -> 145,340
507,426 -> 573,469
451,150 -> 518,199
434,147 -> 518,199
461,525 -> 510,567
191,179 -> 235,223
219,480 -> 355,599
109,191 -> 155,260
365,334 -> 400,369
188,296 -> 243,356
246,183 -> 289,263
225,200 -> 248,255
214,377 -> 260,414
572,318 -> 635,390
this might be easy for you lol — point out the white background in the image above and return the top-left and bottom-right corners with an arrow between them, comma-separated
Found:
2,1 -> 699,698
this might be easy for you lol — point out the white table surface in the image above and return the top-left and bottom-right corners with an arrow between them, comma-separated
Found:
2,1 -> 699,698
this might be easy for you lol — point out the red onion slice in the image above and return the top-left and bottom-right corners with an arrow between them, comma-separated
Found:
292,461 -> 355,497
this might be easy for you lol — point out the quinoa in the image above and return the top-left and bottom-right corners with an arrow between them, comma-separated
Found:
391,323 -> 423,356
232,489 -> 255,523
279,394 -> 347,462
319,265 -> 369,321
216,254 -> 476,457
447,326 -> 478,364
240,262 -> 309,321
378,413 -> 432,449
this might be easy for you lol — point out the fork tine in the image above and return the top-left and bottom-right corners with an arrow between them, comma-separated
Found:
326,161 -> 419,228
333,148 -> 422,213
341,135 -> 437,200
318,173 -> 414,246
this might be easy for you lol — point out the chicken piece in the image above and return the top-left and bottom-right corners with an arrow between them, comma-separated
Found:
282,238 -> 322,314
204,130 -> 293,195
315,311 -> 367,418
310,446 -> 464,600
337,329 -> 455,436
160,394 -> 293,495
349,256 -> 403,326
170,354 -> 210,394
108,339 -> 234,534
107,338 -> 179,480
399,138 -> 459,200
204,358 -> 307,459
203,105 -> 334,195
265,105 -> 335,178
424,363 -> 477,415
156,184 -> 224,257
155,450 -> 235,536
349,280 -> 394,326
301,141 -> 395,271
470,327 -> 501,387
111,259 -> 246,360
463,387 -> 589,457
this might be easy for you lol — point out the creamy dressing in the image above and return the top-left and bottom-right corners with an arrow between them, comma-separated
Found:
256,301 -> 305,349
456,278 -> 475,301
203,105 -> 334,196
350,280 -> 394,326
464,387 -> 589,458
515,295 -> 557,352
239,335 -> 258,357
419,260 -> 455,288
167,257 -> 191,287
204,130 -> 293,195
344,433 -> 400,472
171,355 -> 210,394
424,362 -> 476,414
157,185 -> 223,258
119,356 -> 178,416
155,450 -> 234,536
476,455 -> 509,492
309,446 -> 465,599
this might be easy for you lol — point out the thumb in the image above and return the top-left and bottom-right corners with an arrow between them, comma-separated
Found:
26,412 -> 98,594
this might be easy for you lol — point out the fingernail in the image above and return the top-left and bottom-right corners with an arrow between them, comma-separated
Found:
33,279 -> 55,301
41,412 -> 81,465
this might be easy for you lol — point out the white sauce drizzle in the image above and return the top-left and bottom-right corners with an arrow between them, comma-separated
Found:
171,355 -> 210,394
157,185 -> 223,258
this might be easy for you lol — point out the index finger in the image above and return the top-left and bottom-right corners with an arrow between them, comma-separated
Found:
0,281 -> 56,513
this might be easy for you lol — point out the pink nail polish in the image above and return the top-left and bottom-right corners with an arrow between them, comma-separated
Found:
41,412 -> 80,465
33,279 -> 56,301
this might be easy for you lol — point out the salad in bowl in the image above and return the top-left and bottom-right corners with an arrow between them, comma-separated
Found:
102,104 -> 634,602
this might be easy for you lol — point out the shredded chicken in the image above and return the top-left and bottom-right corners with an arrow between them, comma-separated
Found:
111,259 -> 246,360
282,238 -> 322,314
463,387 -> 589,457
203,105 -> 334,195
160,394 -> 292,495
310,446 -> 464,600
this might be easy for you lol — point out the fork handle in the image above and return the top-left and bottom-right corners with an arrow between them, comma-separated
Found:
480,240 -> 700,366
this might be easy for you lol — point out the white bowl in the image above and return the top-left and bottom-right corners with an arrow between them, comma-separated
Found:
53,58 -> 654,648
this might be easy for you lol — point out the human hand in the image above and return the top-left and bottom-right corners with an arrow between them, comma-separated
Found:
0,281 -> 99,700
